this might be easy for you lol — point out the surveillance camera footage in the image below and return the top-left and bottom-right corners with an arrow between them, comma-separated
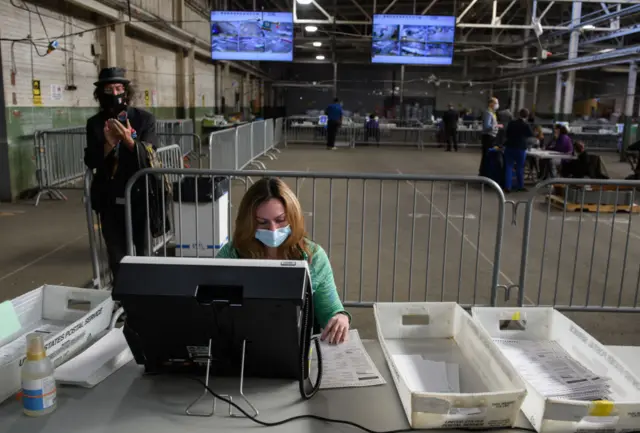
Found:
211,11 -> 294,61
371,15 -> 455,65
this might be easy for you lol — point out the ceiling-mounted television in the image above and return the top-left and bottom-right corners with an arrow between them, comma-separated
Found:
211,11 -> 294,61
371,15 -> 455,65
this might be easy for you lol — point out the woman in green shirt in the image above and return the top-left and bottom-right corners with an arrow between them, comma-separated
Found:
216,177 -> 350,345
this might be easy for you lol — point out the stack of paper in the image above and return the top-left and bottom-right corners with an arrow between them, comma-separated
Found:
493,339 -> 610,401
312,329 -> 386,389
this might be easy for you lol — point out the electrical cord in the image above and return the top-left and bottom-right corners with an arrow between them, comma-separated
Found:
299,276 -> 322,399
188,376 -> 540,433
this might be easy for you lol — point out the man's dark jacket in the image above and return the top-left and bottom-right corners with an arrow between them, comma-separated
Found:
84,107 -> 157,216
504,118 -> 533,150
442,109 -> 459,131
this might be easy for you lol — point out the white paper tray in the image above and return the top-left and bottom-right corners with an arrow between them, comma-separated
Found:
472,307 -> 640,432
0,285 -> 114,403
374,302 -> 527,429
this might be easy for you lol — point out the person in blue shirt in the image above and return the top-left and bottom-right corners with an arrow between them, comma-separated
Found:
503,108 -> 533,193
325,98 -> 343,150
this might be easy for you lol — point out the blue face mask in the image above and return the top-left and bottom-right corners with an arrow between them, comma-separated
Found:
255,225 -> 291,248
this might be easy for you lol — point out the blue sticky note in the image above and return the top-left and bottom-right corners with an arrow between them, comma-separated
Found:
0,301 -> 21,341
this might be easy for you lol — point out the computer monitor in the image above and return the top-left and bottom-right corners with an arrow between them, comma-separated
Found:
318,115 -> 328,126
112,256 -> 312,380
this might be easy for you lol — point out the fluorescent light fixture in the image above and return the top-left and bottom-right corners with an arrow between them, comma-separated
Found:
297,0 -> 312,4
598,48 -> 615,53
316,55 -> 325,60
312,41 -> 322,47
582,24 -> 596,30
305,25 -> 318,32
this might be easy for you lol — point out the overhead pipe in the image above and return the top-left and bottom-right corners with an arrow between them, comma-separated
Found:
475,44 -> 640,82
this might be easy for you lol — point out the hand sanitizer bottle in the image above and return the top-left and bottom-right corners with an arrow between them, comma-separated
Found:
21,333 -> 57,416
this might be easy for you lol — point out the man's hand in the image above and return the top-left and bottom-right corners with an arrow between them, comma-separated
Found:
109,119 -> 135,150
103,121 -> 118,155
320,313 -> 350,345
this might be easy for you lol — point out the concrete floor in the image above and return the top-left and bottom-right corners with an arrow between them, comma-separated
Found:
1,146 -> 639,345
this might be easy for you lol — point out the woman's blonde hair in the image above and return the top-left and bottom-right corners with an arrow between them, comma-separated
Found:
232,177 -> 312,260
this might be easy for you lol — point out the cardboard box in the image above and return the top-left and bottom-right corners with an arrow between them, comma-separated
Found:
374,302 -> 527,429
472,307 -> 640,432
0,285 -> 114,403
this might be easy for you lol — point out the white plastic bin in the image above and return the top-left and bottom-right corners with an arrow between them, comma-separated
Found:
374,302 -> 527,429
0,285 -> 114,403
472,307 -> 640,432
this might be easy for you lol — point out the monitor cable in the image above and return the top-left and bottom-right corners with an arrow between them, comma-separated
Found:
299,275 -> 322,400
188,375 -> 541,433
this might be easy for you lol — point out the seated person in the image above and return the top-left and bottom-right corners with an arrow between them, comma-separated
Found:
562,140 -> 610,179
541,124 -> 574,178
217,177 -> 350,345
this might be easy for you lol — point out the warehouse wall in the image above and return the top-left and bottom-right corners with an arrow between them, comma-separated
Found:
124,34 -> 179,119
0,1 -> 100,199
0,1 -> 246,200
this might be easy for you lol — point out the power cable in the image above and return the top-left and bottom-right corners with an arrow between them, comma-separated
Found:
189,376 -> 541,433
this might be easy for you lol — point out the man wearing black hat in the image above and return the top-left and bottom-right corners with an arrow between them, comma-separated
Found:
84,67 -> 157,282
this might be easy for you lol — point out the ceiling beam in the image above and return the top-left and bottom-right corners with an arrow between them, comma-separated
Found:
476,44 -> 640,81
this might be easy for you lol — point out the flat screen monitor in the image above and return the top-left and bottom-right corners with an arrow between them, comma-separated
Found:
371,14 -> 455,65
318,115 -> 328,126
211,11 -> 294,62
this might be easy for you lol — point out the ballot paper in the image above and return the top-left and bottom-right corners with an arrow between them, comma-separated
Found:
0,323 -> 66,367
391,354 -> 460,393
493,339 -> 610,401
312,329 -> 386,389
55,328 -> 133,388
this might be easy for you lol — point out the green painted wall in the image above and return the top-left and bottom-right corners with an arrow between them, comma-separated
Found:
4,106 -> 185,201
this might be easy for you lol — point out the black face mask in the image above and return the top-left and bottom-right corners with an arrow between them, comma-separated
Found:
98,92 -> 127,115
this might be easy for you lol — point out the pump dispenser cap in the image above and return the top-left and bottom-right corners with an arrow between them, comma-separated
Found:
26,334 -> 46,361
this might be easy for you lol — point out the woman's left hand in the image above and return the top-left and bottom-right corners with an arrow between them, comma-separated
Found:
320,313 -> 350,345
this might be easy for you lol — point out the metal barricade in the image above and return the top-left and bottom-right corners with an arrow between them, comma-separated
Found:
84,144 -> 184,289
274,118 -> 284,149
250,120 -> 267,168
155,119 -> 195,157
208,128 -> 237,170
124,168 -> 507,308
33,127 -> 86,206
511,178 -> 640,312
157,133 -> 203,168
84,169 -> 112,290
285,118 -> 355,147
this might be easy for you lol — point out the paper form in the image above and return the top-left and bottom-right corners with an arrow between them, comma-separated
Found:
312,329 -> 386,389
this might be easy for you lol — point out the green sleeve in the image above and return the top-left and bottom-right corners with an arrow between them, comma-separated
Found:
309,244 -> 350,328
216,242 -> 237,259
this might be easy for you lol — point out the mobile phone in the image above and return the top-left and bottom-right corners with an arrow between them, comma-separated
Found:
117,111 -> 128,125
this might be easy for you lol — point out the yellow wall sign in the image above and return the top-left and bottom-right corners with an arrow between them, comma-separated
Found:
144,90 -> 150,107
32,80 -> 42,106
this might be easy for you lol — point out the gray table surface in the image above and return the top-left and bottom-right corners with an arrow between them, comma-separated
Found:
0,341 -> 637,433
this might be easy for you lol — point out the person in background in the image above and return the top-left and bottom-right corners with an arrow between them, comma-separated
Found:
479,97 -> 500,176
532,125 -> 545,148
503,108 -> 533,193
562,140 -> 589,178
546,124 -> 573,177
497,102 -> 514,146
216,177 -> 350,345
325,97 -> 343,150
442,103 -> 459,152
84,67 -> 157,284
